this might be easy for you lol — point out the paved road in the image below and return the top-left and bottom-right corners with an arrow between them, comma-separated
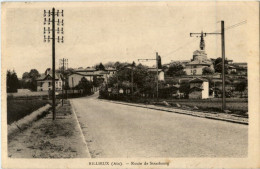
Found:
71,95 -> 248,158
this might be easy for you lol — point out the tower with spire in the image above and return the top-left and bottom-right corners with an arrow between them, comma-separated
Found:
184,31 -> 213,75
192,31 -> 208,61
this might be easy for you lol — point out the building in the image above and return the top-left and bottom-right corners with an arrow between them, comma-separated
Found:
68,72 -> 103,88
67,67 -> 117,88
189,78 -> 209,99
36,68 -> 63,91
184,32 -> 214,75
148,68 -> 165,81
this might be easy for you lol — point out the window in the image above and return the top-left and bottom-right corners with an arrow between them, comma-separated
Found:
48,82 -> 51,87
40,82 -> 43,87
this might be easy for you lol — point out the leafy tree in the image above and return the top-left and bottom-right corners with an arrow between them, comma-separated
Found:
96,63 -> 105,71
214,58 -> 228,73
28,69 -> 40,79
93,75 -> 103,87
179,82 -> 190,98
22,72 -> 30,79
7,70 -> 19,93
202,67 -> 214,75
235,81 -> 247,97
167,63 -> 186,76
76,77 -> 93,95
28,69 -> 40,91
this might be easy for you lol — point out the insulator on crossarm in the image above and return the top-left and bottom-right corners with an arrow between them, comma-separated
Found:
44,10 -> 46,17
57,19 -> 60,26
48,10 -> 51,17
57,10 -> 59,16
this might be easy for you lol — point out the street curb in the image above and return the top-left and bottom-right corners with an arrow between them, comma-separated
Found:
101,99 -> 248,125
70,100 -> 92,158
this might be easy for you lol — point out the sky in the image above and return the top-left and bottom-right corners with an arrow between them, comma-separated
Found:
2,1 -> 257,78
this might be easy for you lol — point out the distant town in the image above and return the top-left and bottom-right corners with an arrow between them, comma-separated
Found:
7,33 -> 247,100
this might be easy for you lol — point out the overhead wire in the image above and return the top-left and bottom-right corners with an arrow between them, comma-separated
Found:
162,20 -> 247,60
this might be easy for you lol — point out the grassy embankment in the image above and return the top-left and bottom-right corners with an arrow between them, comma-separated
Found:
103,96 -> 248,117
7,99 -> 50,124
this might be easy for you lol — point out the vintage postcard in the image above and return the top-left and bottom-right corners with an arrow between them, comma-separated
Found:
1,1 -> 259,168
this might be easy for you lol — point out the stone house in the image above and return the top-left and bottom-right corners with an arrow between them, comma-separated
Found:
36,68 -> 63,91
189,78 -> 209,99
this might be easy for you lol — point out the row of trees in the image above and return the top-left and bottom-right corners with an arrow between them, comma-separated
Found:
6,69 -> 41,93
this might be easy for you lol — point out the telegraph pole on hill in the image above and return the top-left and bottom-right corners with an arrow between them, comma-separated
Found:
138,52 -> 160,100
44,8 -> 64,120
59,58 -> 68,106
190,21 -> 226,111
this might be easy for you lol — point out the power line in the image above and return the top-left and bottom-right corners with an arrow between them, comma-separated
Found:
162,20 -> 247,59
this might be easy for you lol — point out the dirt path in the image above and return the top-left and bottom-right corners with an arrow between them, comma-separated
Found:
8,100 -> 90,158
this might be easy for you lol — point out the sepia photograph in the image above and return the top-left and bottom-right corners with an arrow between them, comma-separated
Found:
1,1 -> 259,168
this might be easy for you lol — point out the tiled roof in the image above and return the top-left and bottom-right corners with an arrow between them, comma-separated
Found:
186,59 -> 212,66
189,78 -> 208,83
189,86 -> 203,92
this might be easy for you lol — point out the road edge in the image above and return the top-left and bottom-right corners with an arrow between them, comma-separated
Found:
70,100 -> 92,158
101,99 -> 248,125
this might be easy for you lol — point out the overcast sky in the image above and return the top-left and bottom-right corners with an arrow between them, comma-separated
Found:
2,2 -> 257,77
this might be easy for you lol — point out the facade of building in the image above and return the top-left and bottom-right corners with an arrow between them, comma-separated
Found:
189,78 -> 209,99
67,67 -> 117,88
184,32 -> 214,76
68,72 -> 103,88
36,69 -> 63,91
147,68 -> 165,81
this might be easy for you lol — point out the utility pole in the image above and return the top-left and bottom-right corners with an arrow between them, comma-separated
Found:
221,21 -> 226,111
131,65 -> 134,97
59,58 -> 68,106
44,8 -> 64,120
138,52 -> 159,100
190,20 -> 226,111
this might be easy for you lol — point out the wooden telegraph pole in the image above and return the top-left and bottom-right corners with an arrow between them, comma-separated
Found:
190,20 -> 226,111
44,8 -> 64,120
138,52 -> 160,100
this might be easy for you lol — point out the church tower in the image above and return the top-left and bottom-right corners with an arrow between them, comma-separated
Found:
192,31 -> 208,61
200,31 -> 205,50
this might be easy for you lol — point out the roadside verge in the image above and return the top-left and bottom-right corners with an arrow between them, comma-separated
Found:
101,99 -> 248,125
8,100 -> 91,158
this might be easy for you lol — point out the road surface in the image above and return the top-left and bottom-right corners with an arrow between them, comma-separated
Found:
71,94 -> 247,158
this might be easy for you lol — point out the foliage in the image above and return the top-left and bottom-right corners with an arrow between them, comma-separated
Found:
214,58 -> 228,73
20,69 -> 40,91
7,70 -> 19,93
166,63 -> 186,76
235,81 -> 247,97
93,75 -> 104,87
96,63 -> 105,71
202,67 -> 214,75
179,82 -> 190,97
75,77 -> 93,95
22,72 -> 30,79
